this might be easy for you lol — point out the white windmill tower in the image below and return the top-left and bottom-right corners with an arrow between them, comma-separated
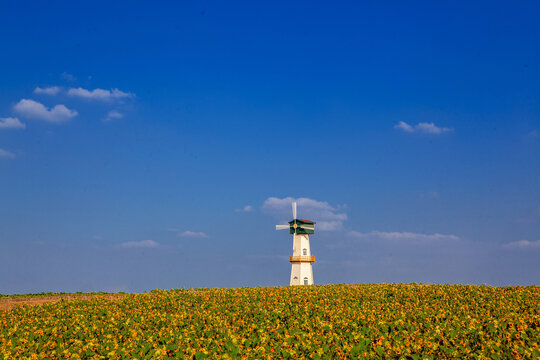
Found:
276,202 -> 316,286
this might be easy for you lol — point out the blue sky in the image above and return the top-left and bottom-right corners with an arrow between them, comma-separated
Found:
0,1 -> 539,293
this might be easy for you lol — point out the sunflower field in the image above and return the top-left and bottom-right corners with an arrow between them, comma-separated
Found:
1,284 -> 538,359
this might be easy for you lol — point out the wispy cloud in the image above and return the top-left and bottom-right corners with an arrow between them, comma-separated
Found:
394,121 -> 414,132
177,231 -> 208,238
104,110 -> 124,122
0,117 -> 25,130
262,197 -> 347,231
14,99 -> 77,123
420,191 -> 439,199
119,240 -> 159,248
61,72 -> 76,82
394,121 -> 453,134
0,148 -> 16,159
347,230 -> 459,242
235,205 -> 253,213
515,206 -> 540,224
34,86 -> 61,95
68,87 -> 134,101
503,239 -> 540,250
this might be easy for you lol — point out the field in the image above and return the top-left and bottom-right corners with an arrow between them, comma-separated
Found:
1,284 -> 538,359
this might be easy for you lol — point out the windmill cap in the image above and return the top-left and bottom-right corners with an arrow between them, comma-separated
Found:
288,219 -> 315,224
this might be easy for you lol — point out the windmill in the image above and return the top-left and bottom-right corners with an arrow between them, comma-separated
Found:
276,202 -> 316,286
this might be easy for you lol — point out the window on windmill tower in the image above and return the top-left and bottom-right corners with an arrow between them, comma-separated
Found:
303,248 -> 307,255
304,277 -> 308,285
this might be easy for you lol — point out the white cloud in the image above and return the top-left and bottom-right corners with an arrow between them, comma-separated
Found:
34,86 -> 61,95
61,72 -> 76,82
14,99 -> 77,123
394,121 -> 453,134
119,240 -> 159,248
394,121 -> 414,133
0,148 -> 15,159
177,231 -> 208,238
503,240 -> 540,250
347,230 -> 459,242
0,117 -> 25,129
235,205 -> 253,212
416,122 -> 453,134
68,87 -> 134,101
104,110 -> 124,122
262,197 -> 347,231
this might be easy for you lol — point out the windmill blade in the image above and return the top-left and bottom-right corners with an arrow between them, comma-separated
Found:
276,225 -> 290,230
292,202 -> 297,220
299,224 -> 314,229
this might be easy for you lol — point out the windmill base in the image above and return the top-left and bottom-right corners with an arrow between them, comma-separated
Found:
290,262 -> 314,286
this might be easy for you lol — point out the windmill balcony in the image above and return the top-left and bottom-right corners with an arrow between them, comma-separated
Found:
289,256 -> 315,263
